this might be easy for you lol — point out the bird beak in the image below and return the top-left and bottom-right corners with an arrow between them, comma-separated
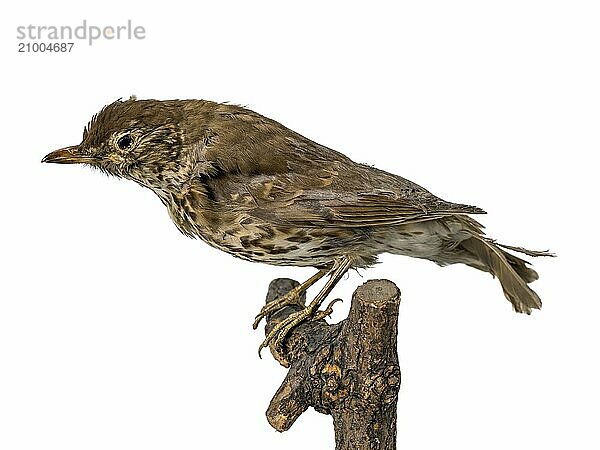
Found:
42,145 -> 96,164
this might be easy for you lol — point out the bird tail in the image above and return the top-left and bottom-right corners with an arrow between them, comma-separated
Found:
459,236 -> 554,314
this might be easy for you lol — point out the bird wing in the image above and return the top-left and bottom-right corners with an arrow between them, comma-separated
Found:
201,107 -> 485,228
257,176 -> 485,228
209,165 -> 485,230
284,191 -> 484,228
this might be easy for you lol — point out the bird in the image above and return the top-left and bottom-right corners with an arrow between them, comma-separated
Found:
42,96 -> 553,365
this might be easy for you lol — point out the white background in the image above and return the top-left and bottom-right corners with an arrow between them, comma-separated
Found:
1,1 -> 598,449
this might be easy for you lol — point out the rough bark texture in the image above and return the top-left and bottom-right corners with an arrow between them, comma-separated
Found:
264,278 -> 401,450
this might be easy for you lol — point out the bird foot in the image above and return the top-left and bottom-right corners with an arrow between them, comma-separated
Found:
311,298 -> 342,321
252,288 -> 304,330
259,306 -> 314,367
258,298 -> 342,367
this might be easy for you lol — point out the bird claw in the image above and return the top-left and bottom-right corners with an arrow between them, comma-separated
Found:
312,298 -> 342,321
252,290 -> 302,330
258,306 -> 315,367
258,297 -> 343,367
256,263 -> 351,366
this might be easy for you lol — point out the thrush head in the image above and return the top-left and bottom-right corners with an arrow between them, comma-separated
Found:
42,97 -> 198,193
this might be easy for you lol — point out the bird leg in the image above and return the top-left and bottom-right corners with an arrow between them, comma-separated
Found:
259,257 -> 352,366
252,269 -> 328,329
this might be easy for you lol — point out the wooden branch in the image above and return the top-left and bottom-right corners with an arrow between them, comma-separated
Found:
263,278 -> 401,450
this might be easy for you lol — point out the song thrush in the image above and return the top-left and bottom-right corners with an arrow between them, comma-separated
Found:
43,97 -> 552,365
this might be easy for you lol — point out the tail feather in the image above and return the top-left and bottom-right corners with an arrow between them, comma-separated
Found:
460,236 -> 549,314
494,241 -> 556,258
503,250 -> 539,283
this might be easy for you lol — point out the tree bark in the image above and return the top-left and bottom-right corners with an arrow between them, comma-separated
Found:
263,278 -> 401,450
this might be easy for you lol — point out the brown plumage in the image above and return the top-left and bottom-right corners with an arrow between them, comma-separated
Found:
42,97 -> 553,364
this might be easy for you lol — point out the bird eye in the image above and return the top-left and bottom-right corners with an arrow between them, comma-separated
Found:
117,134 -> 133,150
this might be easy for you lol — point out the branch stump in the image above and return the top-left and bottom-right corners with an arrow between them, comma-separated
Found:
263,278 -> 401,450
